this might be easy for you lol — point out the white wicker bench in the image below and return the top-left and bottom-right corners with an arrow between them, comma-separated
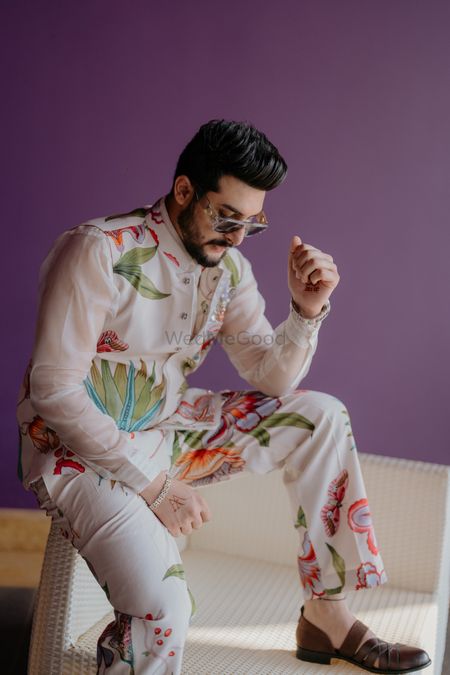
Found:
28,453 -> 450,674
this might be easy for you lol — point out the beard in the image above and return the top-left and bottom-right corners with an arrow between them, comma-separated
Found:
177,200 -> 231,267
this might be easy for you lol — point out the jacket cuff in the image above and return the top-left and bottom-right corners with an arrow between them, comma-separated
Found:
284,300 -> 331,348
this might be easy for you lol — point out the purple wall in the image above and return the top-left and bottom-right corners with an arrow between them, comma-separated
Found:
3,0 -> 449,508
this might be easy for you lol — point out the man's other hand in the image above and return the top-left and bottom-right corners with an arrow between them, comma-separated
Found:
139,471 -> 212,537
288,235 -> 340,318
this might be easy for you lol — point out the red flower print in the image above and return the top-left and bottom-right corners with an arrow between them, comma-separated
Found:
163,251 -> 180,266
149,207 -> 164,224
355,562 -> 385,590
205,391 -> 281,446
297,531 -> 325,597
97,330 -> 129,353
200,337 -> 215,352
147,227 -> 159,245
53,447 -> 86,475
348,498 -> 379,554
105,224 -> 146,252
27,416 -> 61,454
176,394 -> 217,424
321,470 -> 349,537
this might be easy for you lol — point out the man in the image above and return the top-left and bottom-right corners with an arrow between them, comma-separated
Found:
17,120 -> 430,674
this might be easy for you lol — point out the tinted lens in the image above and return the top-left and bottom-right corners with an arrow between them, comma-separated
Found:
214,221 -> 244,234
244,224 -> 267,236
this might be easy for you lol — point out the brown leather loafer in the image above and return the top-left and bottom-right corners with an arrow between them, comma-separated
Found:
296,606 -> 431,673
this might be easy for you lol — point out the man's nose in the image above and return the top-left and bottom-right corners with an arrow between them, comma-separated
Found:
225,227 -> 246,247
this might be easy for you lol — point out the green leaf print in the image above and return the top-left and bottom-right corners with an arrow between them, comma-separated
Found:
260,412 -> 315,433
163,564 -> 186,581
188,587 -> 197,617
115,246 -> 157,267
114,264 -> 171,300
248,413 -> 315,447
133,376 -> 163,421
117,363 -> 136,430
325,543 -> 346,589
180,430 -> 207,450
248,426 -> 271,447
134,360 -> 148,401
85,359 -> 165,431
113,362 -> 128,402
105,207 -> 150,221
223,253 -> 240,287
294,506 -> 307,529
133,363 -> 156,419
101,360 -> 123,420
171,432 -> 182,467
130,398 -> 164,432
90,362 -> 106,405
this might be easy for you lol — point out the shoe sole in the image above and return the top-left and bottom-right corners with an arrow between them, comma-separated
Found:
296,646 -> 432,674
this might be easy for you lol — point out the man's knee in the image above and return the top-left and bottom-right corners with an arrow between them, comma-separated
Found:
288,389 -> 349,421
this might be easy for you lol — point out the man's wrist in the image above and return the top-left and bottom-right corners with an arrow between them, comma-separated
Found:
291,298 -> 329,320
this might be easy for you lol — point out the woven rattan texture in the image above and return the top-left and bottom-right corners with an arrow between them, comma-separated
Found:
28,453 -> 450,674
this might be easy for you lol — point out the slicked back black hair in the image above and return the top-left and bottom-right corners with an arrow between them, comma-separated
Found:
172,119 -> 287,196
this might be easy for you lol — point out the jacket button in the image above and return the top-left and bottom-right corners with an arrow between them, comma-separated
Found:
181,312 -> 188,319
183,277 -> 191,284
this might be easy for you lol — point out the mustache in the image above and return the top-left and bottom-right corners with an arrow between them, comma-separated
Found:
207,239 -> 232,247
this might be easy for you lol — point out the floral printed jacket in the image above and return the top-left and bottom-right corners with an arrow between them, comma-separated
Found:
17,197 -> 330,493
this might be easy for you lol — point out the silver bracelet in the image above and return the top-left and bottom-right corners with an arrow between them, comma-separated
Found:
148,473 -> 172,510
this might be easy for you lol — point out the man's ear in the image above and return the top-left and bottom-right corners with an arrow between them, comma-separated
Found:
173,175 -> 194,206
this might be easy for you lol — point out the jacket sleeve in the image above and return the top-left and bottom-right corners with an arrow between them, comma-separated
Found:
29,225 -> 162,493
219,253 -> 330,397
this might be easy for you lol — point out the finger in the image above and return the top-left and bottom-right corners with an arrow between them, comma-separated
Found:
292,248 -> 333,268
180,523 -> 193,535
191,518 -> 203,530
289,235 -> 302,255
298,259 -> 337,283
200,505 -> 212,523
291,245 -> 322,274
309,267 -> 340,286
168,525 -> 182,538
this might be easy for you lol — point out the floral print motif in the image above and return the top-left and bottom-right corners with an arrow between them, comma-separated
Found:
204,390 -> 315,448
147,227 -> 159,245
348,498 -> 379,554
355,562 -> 385,590
175,394 -> 217,424
97,330 -> 129,353
105,224 -> 146,252
84,359 -> 165,432
321,469 -> 349,537
206,391 -> 282,446
113,246 -> 171,300
17,358 -> 32,405
297,531 -> 325,597
23,415 -> 60,454
149,206 -> 164,225
162,251 -> 179,266
175,447 -> 245,485
53,447 -> 86,475
97,610 -> 134,674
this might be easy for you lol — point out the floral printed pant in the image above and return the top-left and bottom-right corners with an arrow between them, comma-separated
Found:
30,388 -> 387,675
